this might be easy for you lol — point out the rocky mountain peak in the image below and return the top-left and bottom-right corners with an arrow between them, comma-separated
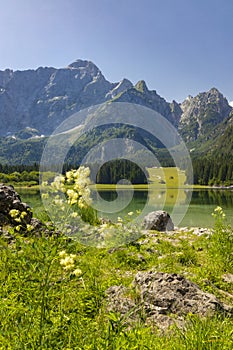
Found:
67,59 -> 103,79
105,78 -> 133,98
209,86 -> 221,94
0,60 -> 114,136
179,87 -> 232,142
68,59 -> 97,69
135,80 -> 148,93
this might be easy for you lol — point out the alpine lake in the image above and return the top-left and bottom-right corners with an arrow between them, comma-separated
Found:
17,168 -> 233,228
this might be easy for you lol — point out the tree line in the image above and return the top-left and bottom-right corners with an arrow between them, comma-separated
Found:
0,170 -> 39,186
0,156 -> 232,186
93,159 -> 148,184
186,156 -> 233,186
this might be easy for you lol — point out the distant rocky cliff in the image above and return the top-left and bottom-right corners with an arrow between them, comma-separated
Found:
0,59 -> 181,136
179,88 -> 232,142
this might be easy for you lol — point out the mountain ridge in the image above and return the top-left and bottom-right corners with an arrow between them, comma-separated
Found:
0,59 -> 183,136
0,59 -> 232,169
0,59 -> 232,137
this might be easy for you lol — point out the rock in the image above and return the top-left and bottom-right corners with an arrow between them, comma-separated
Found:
133,272 -> 231,316
222,273 -> 233,284
143,210 -> 174,231
106,271 -> 232,331
0,184 -> 20,211
192,227 -> 213,236
0,184 -> 32,228
106,285 -> 136,316
0,60 -> 113,136
30,218 -> 45,231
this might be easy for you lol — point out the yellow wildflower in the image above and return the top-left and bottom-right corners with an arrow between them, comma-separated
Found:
72,268 -> 82,277
78,197 -> 87,209
70,212 -> 78,218
9,209 -> 20,218
59,250 -> 67,258
67,189 -> 79,205
63,263 -> 75,271
214,206 -> 223,213
60,253 -> 76,271
53,197 -> 64,206
51,175 -> 65,191
26,224 -> 34,232
20,211 -> 27,219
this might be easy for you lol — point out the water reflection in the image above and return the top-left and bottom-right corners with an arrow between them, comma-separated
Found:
192,189 -> 233,207
18,187 -> 233,228
93,188 -> 233,227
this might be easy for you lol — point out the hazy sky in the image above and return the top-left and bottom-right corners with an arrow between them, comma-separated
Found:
0,0 -> 233,102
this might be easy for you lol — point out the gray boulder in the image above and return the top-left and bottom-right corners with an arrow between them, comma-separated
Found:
106,271 -> 232,331
0,184 -> 32,227
143,210 -> 174,231
133,271 -> 231,316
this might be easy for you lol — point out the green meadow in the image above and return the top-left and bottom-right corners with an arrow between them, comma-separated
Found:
1,167 -> 232,349
1,214 -> 233,349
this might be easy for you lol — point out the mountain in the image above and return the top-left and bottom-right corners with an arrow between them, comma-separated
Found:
0,59 -> 179,136
111,80 -> 182,127
0,60 -> 112,136
0,59 -> 232,170
179,88 -> 232,142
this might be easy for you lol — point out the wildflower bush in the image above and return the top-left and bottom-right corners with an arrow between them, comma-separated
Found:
41,166 -> 142,248
41,166 -> 98,228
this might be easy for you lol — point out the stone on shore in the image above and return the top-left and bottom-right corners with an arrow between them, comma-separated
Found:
143,210 -> 174,231
0,184 -> 45,233
0,184 -> 32,227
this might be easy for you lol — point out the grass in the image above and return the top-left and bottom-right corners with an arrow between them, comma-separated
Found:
0,211 -> 233,349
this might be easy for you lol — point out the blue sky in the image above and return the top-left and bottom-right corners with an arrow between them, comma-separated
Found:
0,0 -> 233,102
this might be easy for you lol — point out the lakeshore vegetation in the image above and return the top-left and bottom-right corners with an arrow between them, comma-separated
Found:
0,159 -> 232,188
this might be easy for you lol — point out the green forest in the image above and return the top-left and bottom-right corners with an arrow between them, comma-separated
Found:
94,159 -> 148,184
0,157 -> 233,186
188,156 -> 233,186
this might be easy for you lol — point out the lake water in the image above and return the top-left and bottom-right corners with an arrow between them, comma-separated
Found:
18,188 -> 233,228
